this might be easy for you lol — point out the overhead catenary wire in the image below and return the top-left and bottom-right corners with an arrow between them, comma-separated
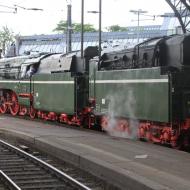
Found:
0,10 -> 15,13
0,4 -> 15,10
0,3 -> 43,14
0,4 -> 16,13
14,4 -> 43,11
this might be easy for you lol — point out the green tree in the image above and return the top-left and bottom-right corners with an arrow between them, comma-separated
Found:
106,25 -> 128,32
53,20 -> 67,32
0,26 -> 14,55
72,23 -> 97,32
53,20 -> 97,33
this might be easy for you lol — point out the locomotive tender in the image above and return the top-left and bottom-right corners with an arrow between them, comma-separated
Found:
0,34 -> 190,148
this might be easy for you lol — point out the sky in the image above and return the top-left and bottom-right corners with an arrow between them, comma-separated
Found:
0,0 -> 173,36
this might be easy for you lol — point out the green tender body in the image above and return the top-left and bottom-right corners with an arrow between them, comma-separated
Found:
33,73 -> 75,114
90,67 -> 169,123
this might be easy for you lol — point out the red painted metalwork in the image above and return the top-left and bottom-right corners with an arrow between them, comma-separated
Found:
82,107 -> 92,114
19,106 -> 28,116
80,107 -> 94,128
88,115 -> 95,128
140,122 -> 180,147
89,98 -> 96,107
115,119 -> 130,133
59,113 -> 69,123
181,119 -> 190,130
37,111 -> 42,118
36,111 -> 57,121
41,112 -> 48,120
70,115 -> 81,126
18,93 -> 32,99
101,116 -> 109,130
0,96 -> 8,114
9,92 -> 19,116
100,115 -> 190,147
101,116 -> 131,136
29,106 -> 36,119
47,112 -> 57,121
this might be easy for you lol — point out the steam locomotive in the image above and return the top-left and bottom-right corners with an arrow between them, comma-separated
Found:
1,34 -> 190,148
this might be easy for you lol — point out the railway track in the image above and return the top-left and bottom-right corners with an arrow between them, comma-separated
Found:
0,170 -> 19,190
0,139 -> 91,190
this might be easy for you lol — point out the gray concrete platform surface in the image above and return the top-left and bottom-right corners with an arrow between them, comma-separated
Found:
0,115 -> 190,190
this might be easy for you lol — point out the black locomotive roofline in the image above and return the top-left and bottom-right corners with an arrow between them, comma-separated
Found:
0,46 -> 98,80
99,34 -> 190,72
1,34 -> 190,76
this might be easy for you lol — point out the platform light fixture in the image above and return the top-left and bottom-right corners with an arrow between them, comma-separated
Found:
14,4 -> 43,12
87,0 -> 102,63
130,9 -> 148,43
99,0 -> 102,64
66,1 -> 72,53
81,0 -> 102,61
0,4 -> 43,14
81,0 -> 84,58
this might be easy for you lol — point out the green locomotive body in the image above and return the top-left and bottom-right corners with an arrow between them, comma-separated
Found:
33,73 -> 75,114
0,47 -> 95,120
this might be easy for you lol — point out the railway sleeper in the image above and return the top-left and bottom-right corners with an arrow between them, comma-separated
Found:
0,159 -> 25,162
0,165 -> 35,170
19,184 -> 70,190
15,179 -> 60,185
10,174 -> 53,181
1,167 -> 42,172
6,170 -> 46,176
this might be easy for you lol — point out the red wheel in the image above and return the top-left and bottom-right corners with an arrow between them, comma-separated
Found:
0,96 -> 7,114
101,116 -> 109,130
19,106 -> 28,116
9,92 -> 19,116
29,106 -> 36,119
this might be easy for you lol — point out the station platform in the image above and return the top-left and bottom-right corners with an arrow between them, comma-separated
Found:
0,115 -> 190,190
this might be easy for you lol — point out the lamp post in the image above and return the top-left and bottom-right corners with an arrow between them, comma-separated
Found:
99,0 -> 102,63
66,2 -> 72,53
87,0 -> 102,62
81,0 -> 84,58
130,9 -> 147,43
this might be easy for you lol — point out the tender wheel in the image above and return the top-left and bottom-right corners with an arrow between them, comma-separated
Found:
9,92 -> 19,116
29,106 -> 36,119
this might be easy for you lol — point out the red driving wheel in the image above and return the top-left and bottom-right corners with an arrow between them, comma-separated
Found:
9,92 -> 19,116
0,96 -> 7,114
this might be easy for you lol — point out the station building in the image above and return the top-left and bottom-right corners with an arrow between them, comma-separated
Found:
6,12 -> 180,57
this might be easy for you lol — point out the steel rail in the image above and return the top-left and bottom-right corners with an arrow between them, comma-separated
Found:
0,139 -> 91,190
0,170 -> 21,190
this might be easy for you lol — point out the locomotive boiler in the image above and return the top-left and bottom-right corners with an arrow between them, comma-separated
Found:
0,34 -> 190,148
